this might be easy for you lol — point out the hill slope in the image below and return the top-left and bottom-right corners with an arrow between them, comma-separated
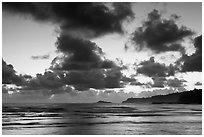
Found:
122,89 -> 202,104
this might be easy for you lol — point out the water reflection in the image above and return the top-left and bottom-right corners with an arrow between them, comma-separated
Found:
2,103 -> 202,135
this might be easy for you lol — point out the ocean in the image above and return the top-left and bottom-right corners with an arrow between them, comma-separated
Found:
2,103 -> 202,135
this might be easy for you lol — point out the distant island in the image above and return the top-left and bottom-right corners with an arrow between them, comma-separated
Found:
122,89 -> 202,104
96,101 -> 112,103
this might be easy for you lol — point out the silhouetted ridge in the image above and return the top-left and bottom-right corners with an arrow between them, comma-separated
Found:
96,101 -> 112,103
122,89 -> 202,104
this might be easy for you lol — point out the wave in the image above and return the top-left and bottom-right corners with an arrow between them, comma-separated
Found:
3,120 -> 201,128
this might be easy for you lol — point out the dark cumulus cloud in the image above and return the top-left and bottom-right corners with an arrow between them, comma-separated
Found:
3,2 -> 130,91
50,34 -> 116,71
3,2 -> 134,38
49,34 -> 121,90
26,71 -> 64,90
151,77 -> 185,88
105,68 -> 122,88
151,77 -> 166,88
2,59 -> 29,86
166,78 -> 185,87
120,75 -> 145,86
131,9 -> 194,53
59,68 -> 122,90
137,57 -> 177,77
180,35 -> 202,72
60,70 -> 106,90
22,68 -> 122,91
31,54 -> 50,60
11,71 -> 74,96
121,75 -> 136,83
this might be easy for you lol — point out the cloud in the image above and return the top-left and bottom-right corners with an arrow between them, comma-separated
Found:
2,85 -> 9,94
48,34 -> 123,90
151,77 -> 166,88
166,78 -> 185,87
137,57 -> 177,77
22,74 -> 32,79
2,59 -> 26,86
31,54 -> 50,60
60,70 -> 105,90
3,2 -> 134,38
59,67 -> 122,90
130,81 -> 146,86
25,71 -> 65,90
105,68 -> 122,88
195,82 -> 202,86
180,35 -> 202,72
120,75 -> 146,86
50,34 -> 117,71
149,77 -> 186,88
121,75 -> 136,83
2,84 -> 20,94
3,2 -> 126,92
130,9 -> 194,53
6,71 -> 77,96
194,35 -> 202,52
16,67 -> 122,92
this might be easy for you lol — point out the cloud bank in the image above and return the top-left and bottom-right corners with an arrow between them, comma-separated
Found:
3,2 -> 134,38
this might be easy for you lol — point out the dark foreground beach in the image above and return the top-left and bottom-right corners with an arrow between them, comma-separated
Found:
2,103 -> 202,135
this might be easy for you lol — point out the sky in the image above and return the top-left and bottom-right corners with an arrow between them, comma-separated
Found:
2,2 -> 202,103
